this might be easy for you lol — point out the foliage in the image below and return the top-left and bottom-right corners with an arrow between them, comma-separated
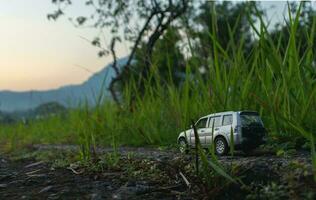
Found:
33,102 -> 66,117
246,182 -> 289,200
129,27 -> 186,88
0,102 -> 67,125
0,111 -> 16,124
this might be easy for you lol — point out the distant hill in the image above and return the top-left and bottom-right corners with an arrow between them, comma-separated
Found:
0,57 -> 127,112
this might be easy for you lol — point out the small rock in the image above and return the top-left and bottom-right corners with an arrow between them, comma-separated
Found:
90,193 -> 103,200
0,183 -> 8,188
48,193 -> 60,200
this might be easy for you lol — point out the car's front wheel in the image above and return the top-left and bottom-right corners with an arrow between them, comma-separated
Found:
178,138 -> 189,154
215,137 -> 228,156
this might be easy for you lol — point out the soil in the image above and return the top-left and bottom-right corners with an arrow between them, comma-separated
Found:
0,145 -> 315,200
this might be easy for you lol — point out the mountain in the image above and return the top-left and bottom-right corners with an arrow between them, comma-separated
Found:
0,57 -> 127,112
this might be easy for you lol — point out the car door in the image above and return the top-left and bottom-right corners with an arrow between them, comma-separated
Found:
205,116 -> 222,146
190,117 -> 208,146
221,114 -> 233,143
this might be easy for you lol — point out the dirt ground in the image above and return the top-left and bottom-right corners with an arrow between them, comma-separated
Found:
0,145 -> 315,199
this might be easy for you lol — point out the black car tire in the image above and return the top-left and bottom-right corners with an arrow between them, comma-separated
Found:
215,137 -> 228,156
178,138 -> 189,154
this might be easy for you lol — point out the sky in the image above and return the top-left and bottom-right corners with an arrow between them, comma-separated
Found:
0,0 -> 128,91
0,1 -> 292,91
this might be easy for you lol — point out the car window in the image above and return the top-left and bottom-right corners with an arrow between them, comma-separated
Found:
240,114 -> 263,127
209,116 -> 221,127
222,114 -> 233,126
208,118 -> 214,127
196,118 -> 208,129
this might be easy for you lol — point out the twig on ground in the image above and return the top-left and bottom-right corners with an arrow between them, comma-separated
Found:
25,169 -> 42,175
67,167 -> 84,175
179,171 -> 191,188
24,161 -> 44,169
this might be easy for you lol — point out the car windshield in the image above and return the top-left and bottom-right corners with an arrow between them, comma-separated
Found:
240,113 -> 263,127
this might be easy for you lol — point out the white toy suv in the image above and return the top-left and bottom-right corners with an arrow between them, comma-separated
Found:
177,111 -> 266,155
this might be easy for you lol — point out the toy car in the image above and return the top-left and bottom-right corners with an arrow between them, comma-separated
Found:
177,111 -> 266,155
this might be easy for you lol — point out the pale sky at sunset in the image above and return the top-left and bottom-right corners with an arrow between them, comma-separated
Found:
0,0 -> 128,91
0,1 -> 291,91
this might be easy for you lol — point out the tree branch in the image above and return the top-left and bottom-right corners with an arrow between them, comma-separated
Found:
110,38 -> 120,76
109,11 -> 157,105
141,0 -> 188,83
109,0 -> 188,105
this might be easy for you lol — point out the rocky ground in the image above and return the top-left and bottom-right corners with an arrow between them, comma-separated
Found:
0,145 -> 315,199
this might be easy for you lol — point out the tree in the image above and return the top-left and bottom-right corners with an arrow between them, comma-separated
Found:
128,26 -> 185,88
270,2 -> 316,58
185,1 -> 260,76
49,0 -> 190,104
33,102 -> 66,117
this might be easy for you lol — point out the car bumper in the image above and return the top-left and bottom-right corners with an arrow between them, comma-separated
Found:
235,137 -> 266,150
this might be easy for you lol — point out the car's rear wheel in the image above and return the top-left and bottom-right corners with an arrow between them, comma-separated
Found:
215,137 -> 228,156
178,138 -> 189,154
